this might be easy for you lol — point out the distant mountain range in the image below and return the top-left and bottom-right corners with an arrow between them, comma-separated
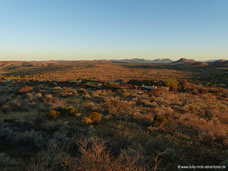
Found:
171,58 -> 228,66
208,59 -> 228,66
0,58 -> 227,67
112,58 -> 173,64
205,59 -> 227,62
112,58 -> 228,66
172,58 -> 196,64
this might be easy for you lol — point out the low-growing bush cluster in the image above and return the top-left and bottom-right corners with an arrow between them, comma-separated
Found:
82,112 -> 102,125
46,106 -> 77,118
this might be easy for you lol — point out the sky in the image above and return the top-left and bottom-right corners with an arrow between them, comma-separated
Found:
0,0 -> 227,61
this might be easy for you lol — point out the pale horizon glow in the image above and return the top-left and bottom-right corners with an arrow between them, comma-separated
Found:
0,0 -> 227,61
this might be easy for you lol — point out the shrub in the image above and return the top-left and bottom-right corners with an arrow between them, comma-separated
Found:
67,106 -> 77,116
96,90 -> 107,97
78,88 -> 87,94
27,139 -> 70,171
46,110 -> 60,118
91,91 -> 100,98
179,79 -> 190,89
107,82 -> 119,87
66,98 -> 76,105
153,115 -> 168,127
122,92 -> 130,98
192,88 -> 199,95
35,93 -> 42,98
82,112 -> 102,125
44,94 -> 52,99
148,88 -> 162,97
59,107 -> 68,115
164,79 -> 179,90
83,101 -> 95,111
88,112 -> 102,123
198,88 -> 208,94
18,86 -> 33,93
60,137 -> 144,170
60,106 -> 77,116
82,117 -> 93,125
103,97 -> 135,115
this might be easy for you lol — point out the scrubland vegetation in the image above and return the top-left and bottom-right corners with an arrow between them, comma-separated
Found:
0,62 -> 227,170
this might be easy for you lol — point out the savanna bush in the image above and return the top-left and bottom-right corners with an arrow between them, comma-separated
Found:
68,106 -> 77,115
90,91 -> 100,98
46,110 -> 60,118
78,88 -> 87,94
198,88 -> 209,94
95,90 -> 108,97
148,88 -> 162,97
66,98 -> 76,105
192,88 -> 199,95
59,106 -> 77,116
136,112 -> 155,123
154,106 -> 174,116
153,114 -> 168,127
18,86 -> 33,93
107,82 -> 119,87
179,79 -> 196,90
103,97 -> 135,115
60,137 -> 144,170
122,92 -> 130,98
178,113 -> 228,145
164,79 -> 179,90
82,112 -> 102,125
88,112 -> 102,123
83,101 -> 96,111
139,99 -> 155,107
82,117 -> 93,125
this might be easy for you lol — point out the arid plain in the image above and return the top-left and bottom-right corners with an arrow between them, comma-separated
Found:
0,59 -> 228,170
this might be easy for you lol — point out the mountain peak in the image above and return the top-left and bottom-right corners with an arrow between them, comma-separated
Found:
173,58 -> 196,64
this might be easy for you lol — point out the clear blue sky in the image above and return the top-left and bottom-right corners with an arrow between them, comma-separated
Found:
0,0 -> 227,61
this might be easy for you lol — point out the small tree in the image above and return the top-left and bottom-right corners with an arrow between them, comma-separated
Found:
164,79 -> 179,90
